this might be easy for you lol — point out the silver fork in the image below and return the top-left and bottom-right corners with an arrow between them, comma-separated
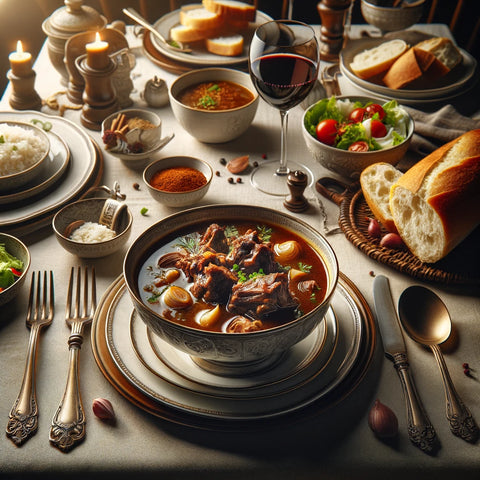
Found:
6,271 -> 54,446
49,266 -> 96,453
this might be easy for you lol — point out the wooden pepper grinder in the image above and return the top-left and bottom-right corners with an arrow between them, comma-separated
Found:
317,0 -> 353,61
284,170 -> 309,212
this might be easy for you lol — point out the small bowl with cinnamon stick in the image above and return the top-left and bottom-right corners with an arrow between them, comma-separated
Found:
101,108 -> 174,165
143,156 -> 213,208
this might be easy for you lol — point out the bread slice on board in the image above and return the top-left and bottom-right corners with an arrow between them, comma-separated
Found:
360,162 -> 402,233
349,39 -> 408,80
180,5 -> 223,30
389,129 -> 480,263
206,34 -> 244,56
415,36 -> 462,70
203,0 -> 256,22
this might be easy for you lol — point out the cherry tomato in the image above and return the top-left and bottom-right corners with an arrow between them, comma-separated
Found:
370,119 -> 387,138
348,108 -> 365,123
348,141 -> 369,152
365,103 -> 385,120
316,119 -> 338,146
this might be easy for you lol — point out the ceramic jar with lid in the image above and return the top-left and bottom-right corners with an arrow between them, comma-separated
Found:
42,0 -> 107,85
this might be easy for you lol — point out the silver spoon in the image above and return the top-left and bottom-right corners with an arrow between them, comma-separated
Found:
398,286 -> 479,443
123,8 -> 192,54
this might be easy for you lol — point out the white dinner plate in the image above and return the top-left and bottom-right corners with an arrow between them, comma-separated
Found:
340,37 -> 477,100
0,129 -> 69,206
104,275 -> 364,420
150,9 -> 273,67
0,111 -> 98,231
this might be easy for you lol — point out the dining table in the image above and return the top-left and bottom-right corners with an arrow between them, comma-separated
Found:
1,19 -> 479,480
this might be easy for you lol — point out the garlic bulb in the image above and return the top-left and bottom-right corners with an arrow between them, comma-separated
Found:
368,399 -> 398,438
274,241 -> 302,263
163,286 -> 193,310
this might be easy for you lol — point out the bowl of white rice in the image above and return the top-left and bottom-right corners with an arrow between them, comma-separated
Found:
52,198 -> 133,258
0,122 -> 50,192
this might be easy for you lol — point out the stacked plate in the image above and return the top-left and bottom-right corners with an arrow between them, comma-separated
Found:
142,8 -> 273,73
0,111 -> 102,236
339,38 -> 478,109
91,273 -> 376,430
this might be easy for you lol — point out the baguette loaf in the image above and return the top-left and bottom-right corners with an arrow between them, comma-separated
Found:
360,162 -> 402,233
180,5 -> 223,30
350,39 -> 408,80
389,129 -> 480,263
383,47 -> 449,89
415,36 -> 462,71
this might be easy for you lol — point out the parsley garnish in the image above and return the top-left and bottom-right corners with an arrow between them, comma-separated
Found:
298,262 -> 312,273
257,225 -> 272,243
175,233 -> 200,254
224,225 -> 238,238
198,95 -> 216,108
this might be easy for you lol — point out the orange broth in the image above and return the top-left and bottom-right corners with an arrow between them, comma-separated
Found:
177,81 -> 255,111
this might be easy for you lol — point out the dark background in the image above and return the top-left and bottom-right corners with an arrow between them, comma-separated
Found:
0,0 -> 478,95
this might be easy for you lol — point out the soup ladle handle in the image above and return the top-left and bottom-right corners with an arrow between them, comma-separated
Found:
430,344 -> 479,443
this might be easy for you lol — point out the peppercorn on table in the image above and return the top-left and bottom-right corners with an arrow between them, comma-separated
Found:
1,24 -> 479,480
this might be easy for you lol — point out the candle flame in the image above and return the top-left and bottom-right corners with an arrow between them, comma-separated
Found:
95,32 -> 102,42
16,40 -> 23,53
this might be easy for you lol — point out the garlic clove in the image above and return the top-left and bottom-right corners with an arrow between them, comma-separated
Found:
92,398 -> 115,421
198,304 -> 221,328
368,399 -> 398,438
226,155 -> 250,174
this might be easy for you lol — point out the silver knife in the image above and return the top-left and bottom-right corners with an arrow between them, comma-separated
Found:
373,275 -> 437,452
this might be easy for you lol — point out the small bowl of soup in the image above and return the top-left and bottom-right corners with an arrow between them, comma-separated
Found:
124,204 -> 338,376
169,67 -> 259,143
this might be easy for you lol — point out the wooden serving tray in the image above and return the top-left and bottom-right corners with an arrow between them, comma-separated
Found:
316,178 -> 480,290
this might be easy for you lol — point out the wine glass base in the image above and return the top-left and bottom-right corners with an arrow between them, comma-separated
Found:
250,160 -> 314,196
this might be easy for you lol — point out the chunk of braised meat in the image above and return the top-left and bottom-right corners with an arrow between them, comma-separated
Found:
298,280 -> 321,295
227,316 -> 263,333
199,223 -> 229,254
228,272 -> 298,319
191,263 -> 237,304
226,229 -> 277,274
176,251 -> 227,281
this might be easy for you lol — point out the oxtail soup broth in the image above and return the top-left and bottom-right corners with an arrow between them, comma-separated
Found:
138,220 -> 329,333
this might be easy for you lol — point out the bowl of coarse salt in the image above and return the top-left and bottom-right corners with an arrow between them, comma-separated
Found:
52,197 -> 132,258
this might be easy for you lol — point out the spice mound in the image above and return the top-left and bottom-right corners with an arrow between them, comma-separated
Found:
150,167 -> 207,192
70,222 -> 116,243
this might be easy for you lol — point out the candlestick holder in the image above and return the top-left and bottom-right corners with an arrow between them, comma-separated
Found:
75,53 -> 118,131
317,0 -> 353,61
7,69 -> 42,111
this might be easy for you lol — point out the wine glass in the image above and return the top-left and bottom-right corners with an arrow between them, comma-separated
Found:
249,20 -> 319,196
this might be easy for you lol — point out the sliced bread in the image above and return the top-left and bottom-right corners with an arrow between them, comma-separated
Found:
206,34 -> 244,56
389,129 -> 480,263
203,0 -> 256,22
360,162 -> 402,233
415,36 -> 462,71
350,39 -> 408,80
179,4 -> 223,30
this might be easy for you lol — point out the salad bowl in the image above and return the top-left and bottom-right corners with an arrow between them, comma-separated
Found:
302,95 -> 414,179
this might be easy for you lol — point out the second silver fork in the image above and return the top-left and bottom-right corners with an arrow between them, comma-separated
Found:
49,266 -> 96,453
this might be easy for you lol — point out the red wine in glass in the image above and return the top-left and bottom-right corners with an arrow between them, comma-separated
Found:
250,53 -> 317,111
249,21 -> 319,196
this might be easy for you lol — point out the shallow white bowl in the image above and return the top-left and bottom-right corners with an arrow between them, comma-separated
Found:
0,121 -> 50,193
143,156 -> 213,208
302,95 -> 414,179
169,67 -> 259,143
0,233 -> 31,307
53,198 -> 132,258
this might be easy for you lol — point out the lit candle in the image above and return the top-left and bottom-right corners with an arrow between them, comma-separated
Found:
85,32 -> 109,70
9,41 -> 33,77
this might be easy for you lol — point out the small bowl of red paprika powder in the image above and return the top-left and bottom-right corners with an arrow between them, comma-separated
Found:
143,156 -> 213,208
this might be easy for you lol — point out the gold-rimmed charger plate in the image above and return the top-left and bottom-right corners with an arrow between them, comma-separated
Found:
91,272 -> 375,430
0,111 -> 103,236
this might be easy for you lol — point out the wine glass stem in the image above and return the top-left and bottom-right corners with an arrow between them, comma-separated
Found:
277,110 -> 289,176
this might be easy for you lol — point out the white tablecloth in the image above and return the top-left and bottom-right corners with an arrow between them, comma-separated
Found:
1,24 -> 479,480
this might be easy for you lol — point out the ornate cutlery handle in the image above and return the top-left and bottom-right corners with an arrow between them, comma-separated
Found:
49,330 -> 86,452
6,324 -> 42,445
392,352 -> 437,452
431,344 -> 479,443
